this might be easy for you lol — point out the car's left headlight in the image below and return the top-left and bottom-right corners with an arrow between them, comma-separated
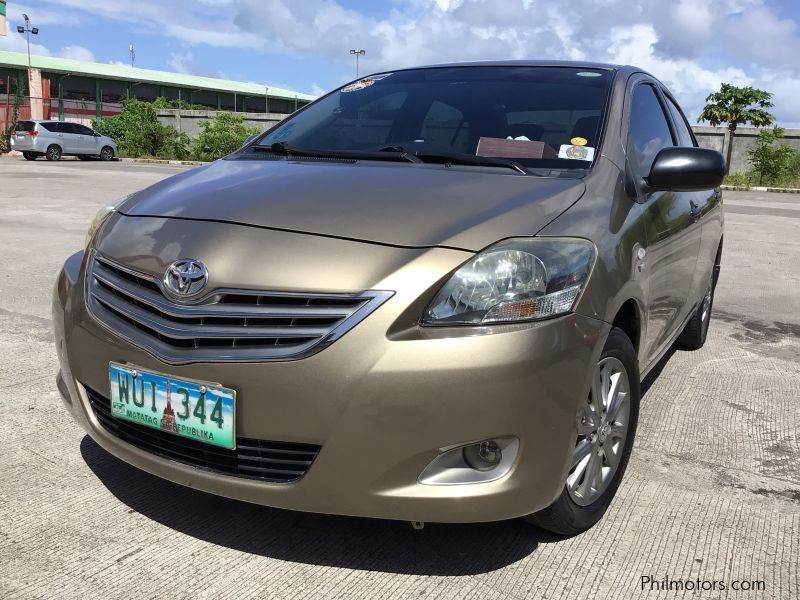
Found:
423,237 -> 596,325
85,196 -> 131,248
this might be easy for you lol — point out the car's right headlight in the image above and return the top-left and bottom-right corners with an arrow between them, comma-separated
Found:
85,195 -> 131,248
423,237 -> 596,325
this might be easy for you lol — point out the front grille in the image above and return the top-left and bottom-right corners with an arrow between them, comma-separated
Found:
86,252 -> 392,363
86,386 -> 321,483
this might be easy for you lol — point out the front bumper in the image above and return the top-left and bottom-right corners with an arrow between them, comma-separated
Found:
54,244 -> 610,523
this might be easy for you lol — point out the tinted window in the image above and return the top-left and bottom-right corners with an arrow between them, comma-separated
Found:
258,66 -> 614,169
76,124 -> 95,135
419,100 -> 472,153
61,123 -> 80,134
16,121 -> 35,132
664,95 -> 695,147
627,84 -> 675,175
39,122 -> 59,132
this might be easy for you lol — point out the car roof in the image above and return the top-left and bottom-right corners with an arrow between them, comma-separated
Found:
379,60 -> 645,77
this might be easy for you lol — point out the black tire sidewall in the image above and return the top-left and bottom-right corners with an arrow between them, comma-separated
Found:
100,146 -> 113,161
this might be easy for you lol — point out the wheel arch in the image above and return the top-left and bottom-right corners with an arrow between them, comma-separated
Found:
610,298 -> 643,355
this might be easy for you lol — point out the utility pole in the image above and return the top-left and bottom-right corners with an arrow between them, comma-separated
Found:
16,14 -> 39,93
265,86 -> 269,114
349,49 -> 365,78
129,44 -> 135,68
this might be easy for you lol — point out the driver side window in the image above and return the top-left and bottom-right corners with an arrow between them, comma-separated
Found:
627,84 -> 675,177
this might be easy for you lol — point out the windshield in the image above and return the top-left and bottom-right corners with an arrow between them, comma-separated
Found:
255,66 -> 613,170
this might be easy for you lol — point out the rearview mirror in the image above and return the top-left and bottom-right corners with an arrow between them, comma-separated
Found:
647,147 -> 725,192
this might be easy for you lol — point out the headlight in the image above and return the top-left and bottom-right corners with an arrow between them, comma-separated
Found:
85,196 -> 130,248
423,237 -> 595,325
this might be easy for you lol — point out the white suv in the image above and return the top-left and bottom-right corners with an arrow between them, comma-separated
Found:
10,120 -> 118,161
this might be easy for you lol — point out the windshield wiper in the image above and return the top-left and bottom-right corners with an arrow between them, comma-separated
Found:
253,142 -> 420,163
376,146 -> 527,175
417,151 -> 528,175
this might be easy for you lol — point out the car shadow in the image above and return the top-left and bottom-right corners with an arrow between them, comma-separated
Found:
80,436 -> 557,575
641,346 -> 678,397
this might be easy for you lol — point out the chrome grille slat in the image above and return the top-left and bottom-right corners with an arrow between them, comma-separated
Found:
91,290 -> 330,340
91,262 -> 355,319
85,251 -> 393,363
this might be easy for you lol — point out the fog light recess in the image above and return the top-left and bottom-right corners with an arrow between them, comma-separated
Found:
418,437 -> 519,485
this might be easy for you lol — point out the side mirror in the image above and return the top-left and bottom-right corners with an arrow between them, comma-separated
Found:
243,133 -> 259,146
647,147 -> 725,192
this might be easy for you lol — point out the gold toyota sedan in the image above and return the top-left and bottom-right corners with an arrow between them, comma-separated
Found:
54,62 -> 724,534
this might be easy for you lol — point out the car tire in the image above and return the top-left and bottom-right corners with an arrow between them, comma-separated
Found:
676,272 -> 715,351
23,152 -> 39,161
525,327 -> 640,536
45,145 -> 62,161
99,146 -> 114,161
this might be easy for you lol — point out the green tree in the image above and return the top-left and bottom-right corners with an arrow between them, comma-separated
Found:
698,83 -> 775,173
93,99 -> 166,157
748,127 -> 798,185
158,126 -> 192,160
192,112 -> 260,162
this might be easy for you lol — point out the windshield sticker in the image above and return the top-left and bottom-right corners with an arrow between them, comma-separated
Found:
570,136 -> 588,146
558,144 -> 595,161
341,73 -> 393,93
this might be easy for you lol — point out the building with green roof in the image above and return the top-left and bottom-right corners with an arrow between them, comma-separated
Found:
0,50 -> 315,127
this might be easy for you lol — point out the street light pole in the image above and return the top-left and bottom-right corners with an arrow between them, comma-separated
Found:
17,14 -> 39,95
349,49 -> 365,78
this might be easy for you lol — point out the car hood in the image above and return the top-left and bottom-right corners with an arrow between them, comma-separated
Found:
120,157 -> 586,251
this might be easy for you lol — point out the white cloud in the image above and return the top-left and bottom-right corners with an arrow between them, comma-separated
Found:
7,2 -> 81,26
0,33 -> 51,55
166,51 -> 227,78
57,45 -> 96,62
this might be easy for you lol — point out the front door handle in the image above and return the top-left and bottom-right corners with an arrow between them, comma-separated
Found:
689,201 -> 701,222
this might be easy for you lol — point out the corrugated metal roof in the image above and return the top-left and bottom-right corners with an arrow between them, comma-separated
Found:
0,50 -> 316,101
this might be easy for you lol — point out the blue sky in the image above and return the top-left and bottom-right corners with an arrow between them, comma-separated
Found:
2,0 -> 800,124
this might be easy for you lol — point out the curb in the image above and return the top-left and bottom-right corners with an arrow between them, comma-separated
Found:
721,184 -> 800,194
118,157 -> 208,166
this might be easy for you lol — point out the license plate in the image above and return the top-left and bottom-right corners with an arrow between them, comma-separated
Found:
108,363 -> 236,449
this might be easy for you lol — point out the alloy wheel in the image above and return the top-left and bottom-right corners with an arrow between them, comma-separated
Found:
567,356 -> 631,506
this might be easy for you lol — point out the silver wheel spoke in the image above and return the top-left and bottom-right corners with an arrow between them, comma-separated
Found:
577,405 -> 599,435
603,441 -> 622,468
607,390 -> 627,422
606,372 -> 621,411
571,439 -> 593,470
600,366 -> 610,408
577,452 -> 600,499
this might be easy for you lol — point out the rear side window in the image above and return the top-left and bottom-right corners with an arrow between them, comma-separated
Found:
16,121 -> 35,132
664,95 -> 696,147
627,84 -> 675,176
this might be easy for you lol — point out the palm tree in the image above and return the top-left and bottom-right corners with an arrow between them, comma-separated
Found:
698,84 -> 775,174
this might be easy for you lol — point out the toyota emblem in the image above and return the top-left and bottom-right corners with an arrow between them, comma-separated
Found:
163,259 -> 209,298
